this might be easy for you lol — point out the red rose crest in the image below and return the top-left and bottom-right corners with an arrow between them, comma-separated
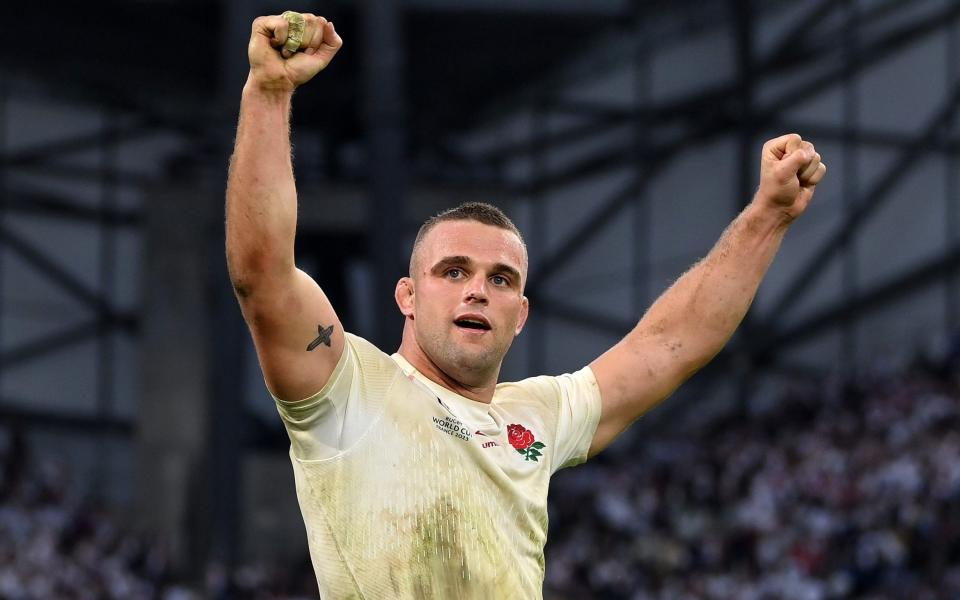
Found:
507,424 -> 545,462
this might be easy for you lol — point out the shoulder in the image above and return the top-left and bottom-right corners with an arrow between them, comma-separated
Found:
496,366 -> 599,406
343,332 -> 400,372
317,332 -> 407,400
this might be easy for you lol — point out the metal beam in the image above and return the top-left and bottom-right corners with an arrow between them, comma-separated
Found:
536,293 -> 840,385
945,0 -> 959,331
406,0 -> 631,15
520,2 -> 956,193
364,0 -> 408,348
0,224 -> 133,325
0,316 -> 136,369
468,113 -> 626,166
527,168 -> 658,290
839,0 -> 861,374
5,190 -> 141,226
761,81 -> 960,324
530,1 -> 960,318
763,0 -> 839,66
732,0 -> 757,410
0,117 -> 155,167
481,0 -> 959,187
761,119 -> 960,154
519,2 -> 960,286
0,68 -> 7,395
0,403 -> 133,436
629,242 -> 960,421
11,162 -> 159,188
631,6 -> 653,315
755,244 -> 960,358
764,0 -> 905,72
536,296 -> 632,336
467,0 -> 794,134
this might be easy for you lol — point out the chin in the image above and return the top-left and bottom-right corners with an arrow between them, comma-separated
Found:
447,345 -> 503,375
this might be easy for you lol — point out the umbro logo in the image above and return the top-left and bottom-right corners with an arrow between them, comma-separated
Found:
475,430 -> 499,448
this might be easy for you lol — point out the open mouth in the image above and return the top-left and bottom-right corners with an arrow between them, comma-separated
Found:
454,318 -> 491,331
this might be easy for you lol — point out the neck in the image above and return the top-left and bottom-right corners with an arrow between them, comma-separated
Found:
398,323 -> 499,404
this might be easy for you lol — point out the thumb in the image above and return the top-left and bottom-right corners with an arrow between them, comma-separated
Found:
776,148 -> 810,181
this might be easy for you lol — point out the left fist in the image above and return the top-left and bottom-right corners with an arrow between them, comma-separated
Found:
756,133 -> 827,222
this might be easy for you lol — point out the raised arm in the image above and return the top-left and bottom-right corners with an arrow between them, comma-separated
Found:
588,134 -> 827,455
226,13 -> 344,401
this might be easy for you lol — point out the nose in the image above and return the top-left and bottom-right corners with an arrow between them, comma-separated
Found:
463,276 -> 488,304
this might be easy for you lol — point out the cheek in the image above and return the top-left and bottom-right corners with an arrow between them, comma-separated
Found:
502,296 -> 524,319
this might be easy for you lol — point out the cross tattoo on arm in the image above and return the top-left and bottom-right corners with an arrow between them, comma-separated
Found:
307,324 -> 335,351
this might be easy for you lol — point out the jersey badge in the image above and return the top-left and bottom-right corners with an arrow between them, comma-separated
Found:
507,423 -> 546,462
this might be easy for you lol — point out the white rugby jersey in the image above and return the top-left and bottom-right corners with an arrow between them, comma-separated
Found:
274,333 -> 601,599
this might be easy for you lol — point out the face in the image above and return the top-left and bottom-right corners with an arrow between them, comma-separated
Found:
397,220 -> 529,384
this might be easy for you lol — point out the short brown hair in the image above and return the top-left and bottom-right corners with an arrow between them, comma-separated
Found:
409,202 -> 526,276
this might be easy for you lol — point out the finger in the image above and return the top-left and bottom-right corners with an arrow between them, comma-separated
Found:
786,136 -> 806,156
763,133 -> 802,161
253,15 -> 289,49
311,21 -> 343,69
776,148 -> 811,181
805,162 -> 827,186
303,16 -> 327,53
285,13 -> 328,58
799,152 -> 821,182
280,11 -> 307,58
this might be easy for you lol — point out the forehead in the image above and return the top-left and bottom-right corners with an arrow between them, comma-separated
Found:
417,220 -> 527,272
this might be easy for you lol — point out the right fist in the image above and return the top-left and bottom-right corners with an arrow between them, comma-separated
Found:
247,13 -> 342,92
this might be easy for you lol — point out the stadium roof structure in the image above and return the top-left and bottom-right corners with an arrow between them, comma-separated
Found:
1,0 -> 958,571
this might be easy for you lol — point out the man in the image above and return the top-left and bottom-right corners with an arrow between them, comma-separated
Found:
225,12 -> 826,599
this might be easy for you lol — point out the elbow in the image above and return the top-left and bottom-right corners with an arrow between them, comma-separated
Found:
225,246 -> 283,300
650,328 -> 722,380
659,334 -> 706,378
230,275 -> 254,300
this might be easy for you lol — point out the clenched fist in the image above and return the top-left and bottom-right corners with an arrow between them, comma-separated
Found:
247,13 -> 342,92
756,134 -> 827,222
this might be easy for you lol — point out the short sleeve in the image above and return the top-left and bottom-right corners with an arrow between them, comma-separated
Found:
551,366 -> 602,473
273,333 -> 394,461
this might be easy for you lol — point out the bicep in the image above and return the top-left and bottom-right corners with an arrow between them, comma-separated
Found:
239,267 -> 345,402
587,331 -> 694,456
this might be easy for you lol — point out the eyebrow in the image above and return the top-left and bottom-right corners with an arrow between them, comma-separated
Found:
430,256 -> 471,275
430,256 -> 522,284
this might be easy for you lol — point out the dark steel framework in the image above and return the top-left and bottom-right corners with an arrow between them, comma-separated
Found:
0,0 -> 957,571
481,0 -> 960,415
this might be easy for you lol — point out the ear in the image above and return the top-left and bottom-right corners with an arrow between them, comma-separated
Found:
514,295 -> 529,336
395,277 -> 415,317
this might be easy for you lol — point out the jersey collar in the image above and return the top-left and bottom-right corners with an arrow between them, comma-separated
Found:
391,353 -> 503,435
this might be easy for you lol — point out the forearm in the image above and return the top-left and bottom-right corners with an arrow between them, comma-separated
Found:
588,135 -> 824,455
225,80 -> 297,297
634,199 -> 791,371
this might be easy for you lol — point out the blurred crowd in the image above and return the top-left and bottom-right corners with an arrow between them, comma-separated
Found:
545,341 -> 960,599
0,429 -> 313,600
2,337 -> 958,598
0,430 -> 167,599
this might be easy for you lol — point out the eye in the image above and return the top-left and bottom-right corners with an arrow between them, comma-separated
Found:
491,275 -> 509,286
446,268 -> 463,279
